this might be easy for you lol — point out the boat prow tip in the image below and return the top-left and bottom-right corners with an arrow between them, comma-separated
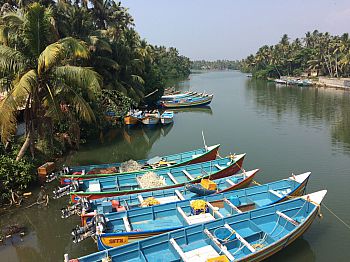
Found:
302,190 -> 327,205
291,171 -> 311,183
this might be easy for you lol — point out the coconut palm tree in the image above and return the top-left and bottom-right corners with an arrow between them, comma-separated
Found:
0,3 -> 101,160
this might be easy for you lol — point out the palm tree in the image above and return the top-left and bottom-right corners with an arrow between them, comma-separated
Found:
0,3 -> 101,160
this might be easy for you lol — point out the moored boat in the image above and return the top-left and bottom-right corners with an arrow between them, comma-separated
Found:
50,144 -> 220,185
68,154 -> 246,202
70,190 -> 326,261
160,111 -> 174,125
70,172 -> 313,251
141,110 -> 160,126
123,110 -> 142,127
161,94 -> 213,108
61,169 -> 261,219
274,79 -> 287,85
160,91 -> 197,101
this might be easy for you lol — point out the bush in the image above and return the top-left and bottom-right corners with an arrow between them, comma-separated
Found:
0,147 -> 35,204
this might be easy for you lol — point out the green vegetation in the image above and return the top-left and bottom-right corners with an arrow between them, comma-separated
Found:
191,60 -> 240,70
0,1 -> 190,203
240,30 -> 350,79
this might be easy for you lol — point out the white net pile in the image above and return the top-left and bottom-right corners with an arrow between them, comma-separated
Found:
119,160 -> 142,173
137,171 -> 167,189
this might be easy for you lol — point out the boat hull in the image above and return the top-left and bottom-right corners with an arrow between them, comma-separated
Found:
161,96 -> 213,108
94,173 -> 309,250
160,118 -> 173,125
70,154 -> 246,203
123,115 -> 139,126
60,145 -> 220,185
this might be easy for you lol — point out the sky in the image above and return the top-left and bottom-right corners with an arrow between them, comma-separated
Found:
122,0 -> 350,61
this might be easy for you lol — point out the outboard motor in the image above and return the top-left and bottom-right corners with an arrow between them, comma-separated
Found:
61,197 -> 93,218
53,180 -> 80,199
71,213 -> 107,243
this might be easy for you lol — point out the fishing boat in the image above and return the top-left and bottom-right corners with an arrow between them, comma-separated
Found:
69,190 -> 326,261
123,110 -> 142,127
49,144 -> 220,185
68,154 -> 246,203
274,79 -> 287,85
161,94 -> 213,108
141,110 -> 160,127
160,111 -> 174,125
160,91 -> 198,101
61,169 -> 261,219
70,172 -> 312,251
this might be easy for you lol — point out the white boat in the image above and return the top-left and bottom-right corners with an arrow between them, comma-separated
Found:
274,79 -> 287,85
141,110 -> 160,126
160,111 -> 174,125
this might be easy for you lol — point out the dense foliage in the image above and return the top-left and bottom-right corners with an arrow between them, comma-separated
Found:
240,30 -> 350,79
191,60 -> 240,70
0,1 -> 190,202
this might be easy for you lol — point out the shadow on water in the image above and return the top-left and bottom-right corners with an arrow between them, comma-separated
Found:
246,79 -> 350,154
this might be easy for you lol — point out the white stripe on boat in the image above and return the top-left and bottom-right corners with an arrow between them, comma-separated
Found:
203,229 -> 235,261
269,189 -> 283,198
215,164 -> 224,170
226,178 -> 235,186
206,202 -> 224,218
170,238 -> 188,261
137,195 -> 144,204
175,190 -> 185,200
123,216 -> 131,232
223,198 -> 243,213
224,223 -> 256,253
177,206 -> 190,224
182,170 -> 194,180
276,211 -> 299,226
167,172 -> 178,184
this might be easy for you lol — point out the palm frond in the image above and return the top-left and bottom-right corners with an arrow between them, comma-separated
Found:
38,42 -> 63,75
131,74 -> 145,85
59,37 -> 89,59
0,25 -> 9,45
54,65 -> 101,99
93,56 -> 119,70
24,3 -> 53,57
2,12 -> 24,28
0,94 -> 18,144
12,69 -> 37,106
65,86 -> 96,123
0,45 -> 26,75
88,36 -> 112,53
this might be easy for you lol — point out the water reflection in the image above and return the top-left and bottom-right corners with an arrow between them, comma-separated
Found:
171,105 -> 213,115
246,80 -> 350,154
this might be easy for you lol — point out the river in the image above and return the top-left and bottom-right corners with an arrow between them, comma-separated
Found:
1,70 -> 350,261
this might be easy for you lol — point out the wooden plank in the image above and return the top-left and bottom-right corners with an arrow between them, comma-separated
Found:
137,195 -> 144,204
269,189 -> 283,198
206,202 -> 224,218
182,170 -> 194,180
226,178 -> 235,186
167,172 -> 179,184
276,211 -> 299,226
170,238 -> 188,262
177,206 -> 190,224
203,229 -> 235,261
224,224 -> 255,253
123,216 -> 132,232
223,198 -> 242,214
175,190 -> 185,200
214,164 -> 224,170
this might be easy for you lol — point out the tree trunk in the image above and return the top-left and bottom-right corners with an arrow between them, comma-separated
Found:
16,129 -> 31,161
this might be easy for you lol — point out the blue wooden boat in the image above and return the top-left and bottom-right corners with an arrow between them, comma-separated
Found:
160,111 -> 174,125
69,190 -> 326,261
50,144 -> 220,184
160,91 -> 199,101
61,169 -> 260,219
160,94 -> 214,108
70,172 -> 311,250
67,154 -> 246,203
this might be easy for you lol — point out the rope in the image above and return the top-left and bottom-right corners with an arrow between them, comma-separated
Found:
252,180 -> 261,186
322,203 -> 350,231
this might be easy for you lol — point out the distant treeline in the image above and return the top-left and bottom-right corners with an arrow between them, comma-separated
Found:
240,30 -> 350,79
191,60 -> 240,70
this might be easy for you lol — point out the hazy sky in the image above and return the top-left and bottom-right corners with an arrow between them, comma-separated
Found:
123,0 -> 350,60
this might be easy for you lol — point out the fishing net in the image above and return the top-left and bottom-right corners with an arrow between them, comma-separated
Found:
137,171 -> 166,188
119,160 -> 142,173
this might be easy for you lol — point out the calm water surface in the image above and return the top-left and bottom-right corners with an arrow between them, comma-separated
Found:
1,71 -> 350,261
